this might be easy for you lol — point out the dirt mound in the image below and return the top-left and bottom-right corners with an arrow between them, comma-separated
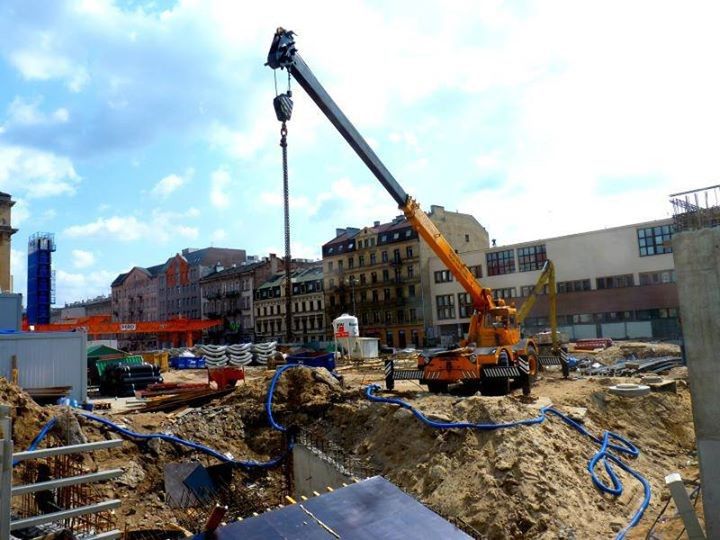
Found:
319,383 -> 696,539
0,377 -> 53,447
583,341 -> 681,364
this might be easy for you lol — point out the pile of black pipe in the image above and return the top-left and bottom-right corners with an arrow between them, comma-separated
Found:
99,363 -> 163,397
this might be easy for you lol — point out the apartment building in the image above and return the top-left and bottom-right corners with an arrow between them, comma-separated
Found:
111,247 -> 246,324
428,218 -> 679,343
199,254 -> 281,343
254,265 -> 325,343
52,295 -> 112,322
322,205 -> 489,348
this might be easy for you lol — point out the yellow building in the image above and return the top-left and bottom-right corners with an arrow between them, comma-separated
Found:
0,192 -> 18,292
322,205 -> 488,348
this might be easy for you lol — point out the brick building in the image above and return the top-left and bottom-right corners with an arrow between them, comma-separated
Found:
322,205 -> 488,348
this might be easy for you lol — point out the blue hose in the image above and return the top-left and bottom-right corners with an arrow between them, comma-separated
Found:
365,384 -> 651,540
19,364 -> 307,470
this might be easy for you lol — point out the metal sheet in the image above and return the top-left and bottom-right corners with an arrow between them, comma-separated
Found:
0,294 -> 22,331
0,332 -> 87,400
194,476 -> 471,540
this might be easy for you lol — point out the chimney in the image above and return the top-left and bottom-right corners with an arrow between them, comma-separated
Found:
269,253 -> 279,273
373,221 -> 380,227
214,261 -> 224,273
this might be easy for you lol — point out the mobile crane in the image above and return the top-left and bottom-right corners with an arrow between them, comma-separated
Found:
266,28 -> 562,395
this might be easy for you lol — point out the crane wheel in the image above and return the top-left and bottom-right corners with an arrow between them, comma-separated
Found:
427,382 -> 448,394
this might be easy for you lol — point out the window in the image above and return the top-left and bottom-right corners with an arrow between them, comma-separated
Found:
393,249 -> 401,263
436,294 -> 455,320
360,274 -> 366,285
465,234 -> 470,242
393,232 -> 400,240
384,288 -> 391,301
557,279 -> 591,293
382,269 -> 389,282
458,292 -> 473,318
572,313 -> 595,324
487,249 -> 516,275
370,238 -> 376,247
385,311 -> 393,323
409,308 -> 417,322
407,265 -> 414,278
348,257 -> 354,269
361,312 -> 368,325
596,274 -> 634,289
330,296 -> 336,307
406,246 -> 414,258
373,311 -> 380,323
382,251 -> 388,263
360,290 -> 367,303
520,284 -> 548,297
329,278 -> 335,288
338,260 -> 344,271
408,284 -> 416,297
371,272 -> 378,284
470,265 -> 482,278
380,234 -> 388,243
639,269 -> 676,285
434,270 -> 453,283
359,255 -> 365,267
372,290 -> 379,303
517,244 -> 547,272
370,253 -> 377,265
638,225 -> 673,256
492,287 -> 516,300
386,330 -> 394,347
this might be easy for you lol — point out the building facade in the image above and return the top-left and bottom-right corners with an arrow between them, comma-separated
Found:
254,265 -> 325,343
322,205 -> 489,348
199,254 -> 281,343
111,265 -> 163,322
52,296 -> 112,322
0,192 -> 18,293
428,218 -> 679,343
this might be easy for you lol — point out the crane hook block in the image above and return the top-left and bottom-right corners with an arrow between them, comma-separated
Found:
267,28 -> 297,70
273,92 -> 294,122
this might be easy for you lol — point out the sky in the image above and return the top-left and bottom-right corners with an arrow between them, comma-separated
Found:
1,0 -> 719,306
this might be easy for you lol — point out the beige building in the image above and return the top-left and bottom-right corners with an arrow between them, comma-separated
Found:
429,218 -> 678,343
0,192 -> 18,292
199,254 -> 283,343
322,205 -> 488,348
255,265 -> 325,343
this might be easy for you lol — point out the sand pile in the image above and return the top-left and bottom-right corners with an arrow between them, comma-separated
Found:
318,384 -> 696,539
582,341 -> 681,365
0,377 -> 53,448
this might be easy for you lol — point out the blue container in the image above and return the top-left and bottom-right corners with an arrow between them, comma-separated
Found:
286,352 -> 336,371
170,356 -> 207,369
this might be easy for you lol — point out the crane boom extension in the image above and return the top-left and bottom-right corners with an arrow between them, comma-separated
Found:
516,260 -> 559,353
267,28 -> 492,311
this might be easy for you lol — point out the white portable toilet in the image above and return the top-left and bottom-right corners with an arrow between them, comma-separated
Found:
333,313 -> 359,358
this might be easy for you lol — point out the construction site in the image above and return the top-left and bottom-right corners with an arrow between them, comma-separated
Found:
0,18 -> 718,540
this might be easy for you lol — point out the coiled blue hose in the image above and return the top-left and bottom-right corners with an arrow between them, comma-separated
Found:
365,384 -> 652,540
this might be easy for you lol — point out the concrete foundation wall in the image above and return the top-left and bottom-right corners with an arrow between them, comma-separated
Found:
673,228 -> 720,539
292,444 -> 354,499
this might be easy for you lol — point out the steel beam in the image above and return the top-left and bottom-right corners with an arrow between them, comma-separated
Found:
10,499 -> 121,531
12,439 -> 122,462
11,468 -> 123,495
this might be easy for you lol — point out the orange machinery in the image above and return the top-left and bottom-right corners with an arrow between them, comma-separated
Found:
266,28 -> 563,395
23,315 -> 221,348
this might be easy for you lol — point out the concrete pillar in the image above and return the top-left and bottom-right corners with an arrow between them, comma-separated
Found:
673,228 -> 720,539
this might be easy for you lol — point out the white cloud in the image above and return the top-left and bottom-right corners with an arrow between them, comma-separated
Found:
4,97 -> 70,127
211,228 -> 227,243
55,269 -> 115,305
9,49 -> 89,92
71,249 -> 95,269
210,168 -> 231,208
262,241 -> 321,262
151,172 -> 188,198
11,198 -> 30,226
63,208 -> 199,243
9,248 -> 25,295
0,145 -> 80,198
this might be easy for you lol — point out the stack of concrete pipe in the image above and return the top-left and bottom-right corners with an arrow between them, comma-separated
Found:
252,342 -> 277,365
227,343 -> 253,366
198,344 -> 228,367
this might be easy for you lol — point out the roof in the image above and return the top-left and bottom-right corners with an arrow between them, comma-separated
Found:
257,265 -> 323,289
110,272 -> 129,287
193,476 -> 471,540
87,344 -> 125,358
200,259 -> 269,282
180,247 -> 246,266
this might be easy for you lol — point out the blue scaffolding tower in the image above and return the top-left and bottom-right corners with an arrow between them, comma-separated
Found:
27,232 -> 56,325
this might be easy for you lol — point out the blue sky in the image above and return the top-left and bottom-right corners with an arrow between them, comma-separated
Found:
1,0 -> 718,305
